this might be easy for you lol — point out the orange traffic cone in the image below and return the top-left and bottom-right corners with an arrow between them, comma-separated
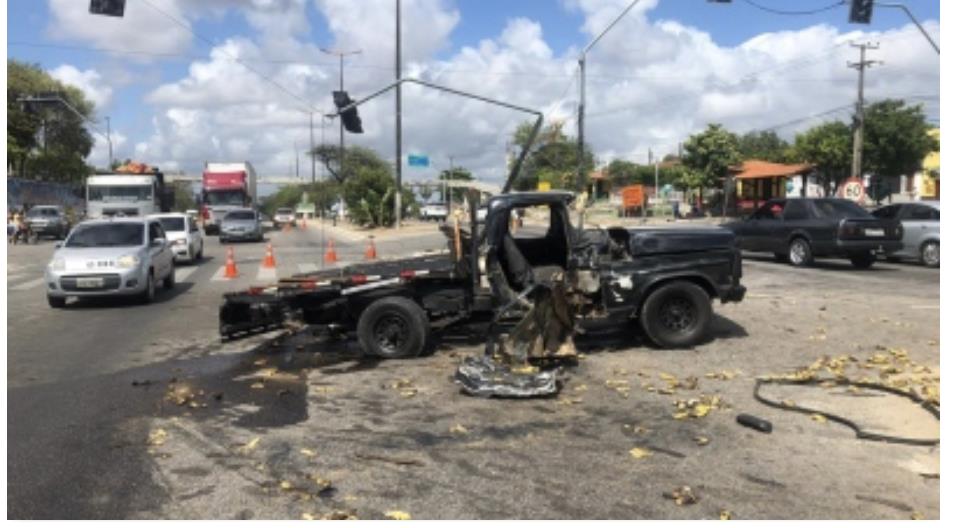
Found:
364,237 -> 377,260
224,247 -> 239,279
261,243 -> 277,269
324,239 -> 338,264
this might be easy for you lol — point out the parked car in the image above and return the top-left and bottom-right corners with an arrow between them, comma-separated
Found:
45,217 -> 176,307
219,208 -> 263,243
26,205 -> 71,240
150,213 -> 204,263
273,207 -> 296,229
722,198 -> 903,269
419,202 -> 448,221
871,201 -> 940,267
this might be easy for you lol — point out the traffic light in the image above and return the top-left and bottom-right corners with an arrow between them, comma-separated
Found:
849,0 -> 873,24
89,0 -> 126,17
332,90 -> 363,134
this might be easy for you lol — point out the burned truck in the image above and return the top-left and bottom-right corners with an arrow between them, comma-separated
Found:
219,190 -> 745,357
218,77 -> 744,362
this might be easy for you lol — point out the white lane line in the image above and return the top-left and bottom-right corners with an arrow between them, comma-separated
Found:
10,277 -> 46,291
175,265 -> 199,283
210,265 -> 230,281
297,263 -> 319,274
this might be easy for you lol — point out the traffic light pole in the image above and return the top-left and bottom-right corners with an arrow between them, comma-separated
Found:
321,48 -> 362,184
395,0 -> 402,230
876,2 -> 939,54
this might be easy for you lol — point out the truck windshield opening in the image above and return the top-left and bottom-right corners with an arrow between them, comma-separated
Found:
88,185 -> 153,202
205,190 -> 247,206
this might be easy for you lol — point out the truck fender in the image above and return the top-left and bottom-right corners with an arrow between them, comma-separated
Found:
628,272 -> 718,317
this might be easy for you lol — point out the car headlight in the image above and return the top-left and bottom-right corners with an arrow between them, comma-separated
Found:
49,257 -> 65,271
117,254 -> 141,269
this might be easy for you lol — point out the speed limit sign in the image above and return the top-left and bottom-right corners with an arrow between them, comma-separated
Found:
840,178 -> 865,203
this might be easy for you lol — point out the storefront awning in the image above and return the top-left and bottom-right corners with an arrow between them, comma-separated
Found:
732,160 -> 814,180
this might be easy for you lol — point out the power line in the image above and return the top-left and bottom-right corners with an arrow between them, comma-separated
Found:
740,0 -> 846,16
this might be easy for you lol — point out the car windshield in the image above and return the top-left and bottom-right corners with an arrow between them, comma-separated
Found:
812,200 -> 871,219
225,210 -> 255,221
66,223 -> 144,247
28,208 -> 58,218
159,217 -> 186,232
206,190 -> 247,206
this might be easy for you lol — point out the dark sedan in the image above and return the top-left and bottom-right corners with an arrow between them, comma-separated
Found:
722,198 -> 902,269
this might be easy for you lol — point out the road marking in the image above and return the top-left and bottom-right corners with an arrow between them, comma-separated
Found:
10,277 -> 46,291
210,266 -> 230,281
297,263 -> 319,274
255,266 -> 277,282
175,265 -> 199,283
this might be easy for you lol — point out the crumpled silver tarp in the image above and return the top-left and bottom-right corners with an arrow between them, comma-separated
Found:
454,355 -> 560,398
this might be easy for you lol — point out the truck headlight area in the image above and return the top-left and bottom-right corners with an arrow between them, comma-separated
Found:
117,255 -> 141,269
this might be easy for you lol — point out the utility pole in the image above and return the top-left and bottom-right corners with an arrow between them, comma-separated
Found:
295,142 -> 300,180
309,112 -> 316,183
105,116 -> 113,167
320,48 -> 362,184
394,0 -> 402,229
576,0 -> 641,194
848,42 -> 880,182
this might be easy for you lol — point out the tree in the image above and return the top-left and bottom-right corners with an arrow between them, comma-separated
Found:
439,166 -> 473,202
7,59 -> 96,182
311,144 -> 391,184
681,124 -> 741,205
792,121 -> 852,196
263,180 -> 341,216
510,121 -> 594,191
738,131 -> 792,162
862,99 -> 939,203
171,181 -> 196,212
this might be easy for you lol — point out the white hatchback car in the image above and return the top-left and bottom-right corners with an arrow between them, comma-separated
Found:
150,213 -> 204,263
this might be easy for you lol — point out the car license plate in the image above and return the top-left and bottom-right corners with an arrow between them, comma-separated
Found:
76,277 -> 104,288
865,228 -> 885,237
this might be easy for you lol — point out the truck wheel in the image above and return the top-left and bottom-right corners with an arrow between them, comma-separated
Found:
920,241 -> 939,268
640,281 -> 712,349
849,251 -> 876,269
788,238 -> 813,267
357,296 -> 430,359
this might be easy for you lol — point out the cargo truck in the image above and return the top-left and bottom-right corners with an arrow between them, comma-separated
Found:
86,162 -> 173,218
200,161 -> 257,235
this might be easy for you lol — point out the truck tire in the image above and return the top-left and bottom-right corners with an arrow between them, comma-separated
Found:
640,281 -> 712,349
920,241 -> 939,268
849,251 -> 876,269
787,237 -> 813,267
357,296 -> 430,359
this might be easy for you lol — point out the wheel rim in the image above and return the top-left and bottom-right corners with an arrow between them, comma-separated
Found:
373,314 -> 408,355
658,297 -> 696,333
790,241 -> 806,265
923,243 -> 939,266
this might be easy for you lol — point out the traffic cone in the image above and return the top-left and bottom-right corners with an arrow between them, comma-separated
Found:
261,243 -> 277,269
364,237 -> 377,260
224,247 -> 239,279
324,239 -> 338,264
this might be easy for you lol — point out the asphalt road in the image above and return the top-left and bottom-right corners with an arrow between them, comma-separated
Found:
6,227 -> 940,519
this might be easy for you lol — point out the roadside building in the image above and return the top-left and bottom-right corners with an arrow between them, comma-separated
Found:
731,159 -> 816,214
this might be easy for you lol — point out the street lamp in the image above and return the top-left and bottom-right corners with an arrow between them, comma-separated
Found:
576,0 -> 642,193
320,48 -> 363,184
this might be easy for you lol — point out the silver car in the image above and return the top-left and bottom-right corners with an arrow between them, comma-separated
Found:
150,213 -> 204,263
45,217 -> 176,308
872,201 -> 940,267
218,208 -> 263,243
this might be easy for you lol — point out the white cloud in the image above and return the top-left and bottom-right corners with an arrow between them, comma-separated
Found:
46,0 -> 193,56
48,65 -> 114,109
115,0 -> 938,185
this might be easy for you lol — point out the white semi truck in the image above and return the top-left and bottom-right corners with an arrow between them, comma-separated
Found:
85,162 -> 173,218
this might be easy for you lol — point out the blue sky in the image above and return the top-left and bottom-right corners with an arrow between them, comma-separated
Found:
5,0 -> 941,180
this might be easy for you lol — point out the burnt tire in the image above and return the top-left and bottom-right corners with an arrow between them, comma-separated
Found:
788,237 -> 813,267
640,281 -> 712,349
357,296 -> 429,359
920,241 -> 939,268
849,251 -> 876,269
